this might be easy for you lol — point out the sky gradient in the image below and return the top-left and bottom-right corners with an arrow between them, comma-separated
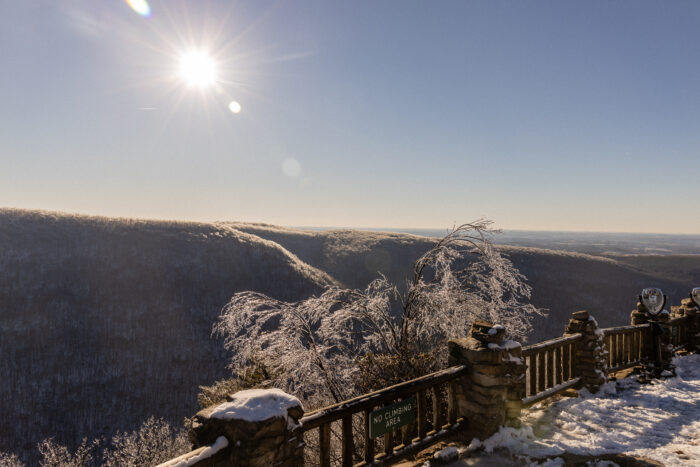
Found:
1,1 -> 699,233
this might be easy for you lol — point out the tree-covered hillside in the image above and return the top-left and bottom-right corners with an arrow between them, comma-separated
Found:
0,209 -> 333,463
0,209 -> 696,464
227,222 -> 695,340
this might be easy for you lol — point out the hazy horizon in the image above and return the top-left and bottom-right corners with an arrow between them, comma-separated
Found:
297,226 -> 700,237
5,205 -> 700,237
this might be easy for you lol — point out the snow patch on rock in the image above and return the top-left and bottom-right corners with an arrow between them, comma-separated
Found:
210,388 -> 302,429
433,445 -> 459,462
487,339 -> 521,351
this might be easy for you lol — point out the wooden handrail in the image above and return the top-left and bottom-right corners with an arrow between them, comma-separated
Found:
300,365 -> 468,466
603,323 -> 649,335
300,365 -> 466,430
522,333 -> 582,356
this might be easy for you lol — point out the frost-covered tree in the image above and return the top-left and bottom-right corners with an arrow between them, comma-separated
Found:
37,438 -> 99,467
214,220 -> 542,405
0,451 -> 24,467
101,416 -> 189,467
32,417 -> 187,467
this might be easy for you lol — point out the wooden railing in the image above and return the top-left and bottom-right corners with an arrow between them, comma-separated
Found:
299,365 -> 468,466
603,324 -> 650,374
521,317 -> 690,406
521,333 -> 582,406
159,312 -> 695,467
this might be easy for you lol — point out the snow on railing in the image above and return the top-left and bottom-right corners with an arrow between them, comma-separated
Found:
155,436 -> 229,467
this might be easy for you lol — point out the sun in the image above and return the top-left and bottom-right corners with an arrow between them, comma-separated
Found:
178,51 -> 217,88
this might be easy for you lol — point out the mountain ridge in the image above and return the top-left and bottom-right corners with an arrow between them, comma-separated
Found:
0,208 -> 697,463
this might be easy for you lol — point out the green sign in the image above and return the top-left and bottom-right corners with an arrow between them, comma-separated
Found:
369,397 -> 416,439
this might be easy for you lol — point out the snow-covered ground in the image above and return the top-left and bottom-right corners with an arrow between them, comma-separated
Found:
458,354 -> 700,466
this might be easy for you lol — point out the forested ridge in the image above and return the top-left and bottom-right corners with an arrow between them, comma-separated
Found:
0,209 -> 695,464
0,209 -> 332,463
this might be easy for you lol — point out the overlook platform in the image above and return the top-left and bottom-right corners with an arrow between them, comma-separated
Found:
425,354 -> 700,467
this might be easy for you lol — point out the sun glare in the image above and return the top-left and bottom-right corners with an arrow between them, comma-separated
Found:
179,51 -> 217,88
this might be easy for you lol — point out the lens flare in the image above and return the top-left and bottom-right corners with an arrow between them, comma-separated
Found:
126,0 -> 151,17
282,158 -> 302,178
228,101 -> 242,114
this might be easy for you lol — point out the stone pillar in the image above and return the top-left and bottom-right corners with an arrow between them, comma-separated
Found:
632,302 -> 677,378
448,321 -> 524,440
189,388 -> 304,467
631,301 -> 657,363
564,310 -> 607,393
680,297 -> 699,315
504,357 -> 526,429
670,303 -> 685,319
679,298 -> 700,351
630,302 -> 648,325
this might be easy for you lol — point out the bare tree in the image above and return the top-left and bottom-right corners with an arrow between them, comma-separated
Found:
214,220 -> 542,406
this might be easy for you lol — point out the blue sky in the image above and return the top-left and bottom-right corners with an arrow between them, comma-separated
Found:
1,1 -> 699,233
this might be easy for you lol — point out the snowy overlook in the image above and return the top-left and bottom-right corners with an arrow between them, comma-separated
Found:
454,353 -> 700,466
